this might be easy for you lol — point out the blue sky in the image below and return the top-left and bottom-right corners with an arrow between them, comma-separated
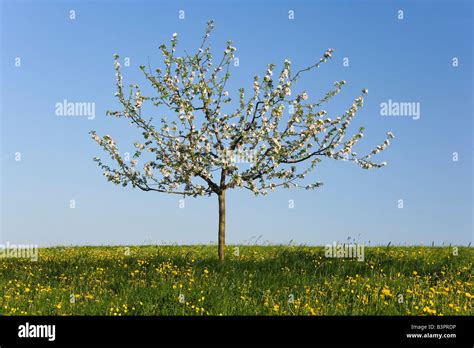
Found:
1,0 -> 472,246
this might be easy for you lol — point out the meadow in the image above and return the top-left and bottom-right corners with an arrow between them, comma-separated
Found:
0,245 -> 472,316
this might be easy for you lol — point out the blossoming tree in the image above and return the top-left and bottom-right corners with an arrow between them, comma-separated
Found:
90,21 -> 394,260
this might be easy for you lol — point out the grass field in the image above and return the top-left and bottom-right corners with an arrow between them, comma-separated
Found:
0,245 -> 472,316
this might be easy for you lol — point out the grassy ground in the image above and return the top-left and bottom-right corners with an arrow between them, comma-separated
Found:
0,245 -> 472,315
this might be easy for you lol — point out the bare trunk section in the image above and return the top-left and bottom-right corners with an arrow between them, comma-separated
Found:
218,190 -> 226,261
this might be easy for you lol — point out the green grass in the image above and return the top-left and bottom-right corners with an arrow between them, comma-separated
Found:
0,245 -> 472,315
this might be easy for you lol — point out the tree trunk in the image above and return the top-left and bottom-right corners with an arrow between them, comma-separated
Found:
218,190 -> 226,261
